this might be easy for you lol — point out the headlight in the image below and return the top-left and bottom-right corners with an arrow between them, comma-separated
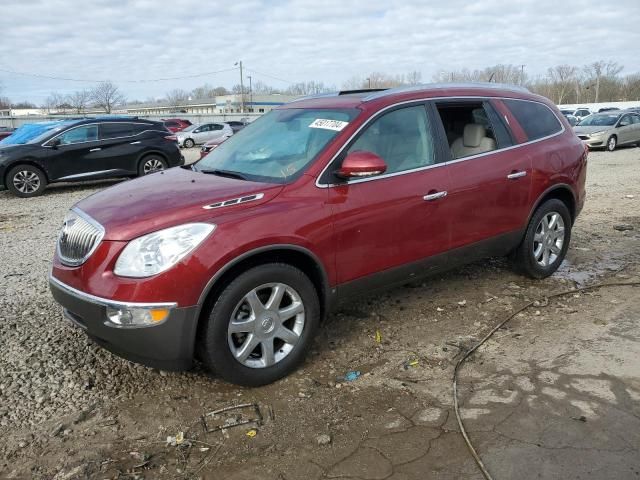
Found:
114,223 -> 215,277
589,131 -> 605,136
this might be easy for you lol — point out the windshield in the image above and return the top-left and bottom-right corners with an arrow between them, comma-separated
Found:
577,114 -> 619,127
194,108 -> 359,183
0,121 -> 74,146
181,124 -> 197,132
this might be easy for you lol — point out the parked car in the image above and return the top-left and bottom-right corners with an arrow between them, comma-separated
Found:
0,118 -> 183,197
49,83 -> 587,386
574,111 -> 640,151
176,123 -> 233,148
199,136 -> 228,159
225,120 -> 248,133
0,126 -> 15,140
597,107 -> 619,113
572,108 -> 592,122
163,118 -> 192,133
559,110 -> 578,126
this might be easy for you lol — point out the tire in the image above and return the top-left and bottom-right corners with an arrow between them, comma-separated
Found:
184,138 -> 195,149
511,199 -> 572,279
606,135 -> 617,152
138,156 -> 168,176
6,164 -> 47,198
198,263 -> 320,386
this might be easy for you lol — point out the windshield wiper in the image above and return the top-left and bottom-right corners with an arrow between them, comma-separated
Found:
199,169 -> 248,180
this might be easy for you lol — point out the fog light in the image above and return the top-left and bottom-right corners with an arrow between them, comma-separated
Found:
106,306 -> 170,327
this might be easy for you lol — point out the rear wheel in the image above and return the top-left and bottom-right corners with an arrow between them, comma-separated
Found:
6,164 -> 47,197
606,135 -> 617,152
511,199 -> 571,279
138,156 -> 167,176
184,138 -> 195,148
198,263 -> 320,386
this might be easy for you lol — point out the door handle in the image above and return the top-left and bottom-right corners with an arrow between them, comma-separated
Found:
423,191 -> 448,201
507,171 -> 527,180
129,141 -> 141,144
89,148 -> 101,152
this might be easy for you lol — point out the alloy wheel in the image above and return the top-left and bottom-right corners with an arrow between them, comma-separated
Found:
143,158 -> 165,174
227,282 -> 305,368
532,211 -> 565,267
607,136 -> 616,151
13,170 -> 40,194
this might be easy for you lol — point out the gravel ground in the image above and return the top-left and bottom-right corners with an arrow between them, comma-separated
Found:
0,146 -> 639,479
0,148 -> 202,430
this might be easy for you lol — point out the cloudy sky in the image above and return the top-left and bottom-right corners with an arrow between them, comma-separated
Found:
2,0 -> 640,104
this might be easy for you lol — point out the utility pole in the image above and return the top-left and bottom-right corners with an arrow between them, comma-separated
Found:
235,61 -> 245,113
520,64 -> 525,85
366,77 -> 371,89
247,75 -> 253,112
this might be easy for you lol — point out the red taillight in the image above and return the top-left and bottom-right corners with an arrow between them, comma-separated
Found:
164,135 -> 177,141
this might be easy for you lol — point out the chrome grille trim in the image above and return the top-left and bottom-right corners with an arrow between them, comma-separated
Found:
57,208 -> 105,267
202,193 -> 264,210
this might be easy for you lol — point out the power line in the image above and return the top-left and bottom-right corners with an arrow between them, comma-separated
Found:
0,65 -> 239,83
244,67 -> 295,85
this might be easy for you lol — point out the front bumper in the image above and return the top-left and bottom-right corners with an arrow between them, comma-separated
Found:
577,135 -> 605,148
49,275 -> 199,371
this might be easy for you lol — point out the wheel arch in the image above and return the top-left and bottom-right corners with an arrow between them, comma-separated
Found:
194,245 -> 333,341
527,184 -> 577,225
4,159 -> 50,186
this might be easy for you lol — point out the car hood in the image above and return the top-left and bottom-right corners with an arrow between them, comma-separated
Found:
75,166 -> 284,241
574,125 -> 613,134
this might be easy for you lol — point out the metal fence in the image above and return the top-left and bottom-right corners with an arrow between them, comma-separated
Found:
0,113 -> 263,129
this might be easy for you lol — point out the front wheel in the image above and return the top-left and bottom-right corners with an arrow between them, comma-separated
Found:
183,138 -> 195,148
198,263 -> 320,386
511,199 -> 572,279
6,164 -> 48,197
606,135 -> 617,152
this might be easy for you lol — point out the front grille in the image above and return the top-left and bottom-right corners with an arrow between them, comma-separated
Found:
57,210 -> 105,266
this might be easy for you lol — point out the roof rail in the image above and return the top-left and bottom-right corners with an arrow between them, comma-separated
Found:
338,88 -> 388,95
362,82 -> 531,101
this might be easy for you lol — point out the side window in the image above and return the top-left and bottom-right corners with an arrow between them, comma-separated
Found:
100,123 -> 135,139
212,124 -> 223,131
434,101 -> 501,159
57,125 -> 98,145
504,100 -> 562,141
619,115 -> 631,127
346,105 -> 436,175
164,121 -> 178,128
631,115 -> 640,124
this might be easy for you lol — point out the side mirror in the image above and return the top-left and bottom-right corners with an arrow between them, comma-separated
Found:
49,138 -> 61,149
336,151 -> 387,179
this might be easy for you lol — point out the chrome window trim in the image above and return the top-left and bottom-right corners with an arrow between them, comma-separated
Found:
42,122 -> 166,147
49,273 -> 177,310
56,207 -> 106,266
315,96 -> 565,188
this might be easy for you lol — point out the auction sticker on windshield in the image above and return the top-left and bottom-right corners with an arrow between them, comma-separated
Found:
309,119 -> 349,131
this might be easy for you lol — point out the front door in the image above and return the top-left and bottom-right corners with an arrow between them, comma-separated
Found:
326,104 -> 452,293
46,124 -> 104,181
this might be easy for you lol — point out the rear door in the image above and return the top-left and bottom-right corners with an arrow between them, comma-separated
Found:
433,99 -> 532,253
631,114 -> 640,143
97,122 -> 143,174
45,124 -> 103,180
326,103 -> 452,292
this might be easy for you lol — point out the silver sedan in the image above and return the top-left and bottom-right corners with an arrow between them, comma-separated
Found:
574,112 -> 640,151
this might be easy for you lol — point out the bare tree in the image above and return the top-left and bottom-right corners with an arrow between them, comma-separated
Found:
405,71 -> 422,85
42,92 -> 68,113
165,89 -> 189,108
547,65 -> 577,104
89,81 -> 125,114
67,90 -> 90,114
583,61 -> 623,103
11,101 -> 36,109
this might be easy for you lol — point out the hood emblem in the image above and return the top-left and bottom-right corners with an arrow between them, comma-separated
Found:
203,193 -> 265,210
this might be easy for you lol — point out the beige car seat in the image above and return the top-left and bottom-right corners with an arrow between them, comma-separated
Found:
450,124 -> 496,159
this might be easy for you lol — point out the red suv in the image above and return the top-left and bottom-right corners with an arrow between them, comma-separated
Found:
49,84 -> 587,386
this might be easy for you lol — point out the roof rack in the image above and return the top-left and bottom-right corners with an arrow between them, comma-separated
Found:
362,82 -> 530,101
338,88 -> 388,95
